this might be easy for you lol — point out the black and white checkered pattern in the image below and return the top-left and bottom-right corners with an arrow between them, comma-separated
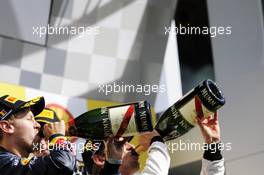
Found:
0,0 -> 176,104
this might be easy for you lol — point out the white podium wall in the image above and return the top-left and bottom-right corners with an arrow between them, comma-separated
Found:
207,0 -> 264,174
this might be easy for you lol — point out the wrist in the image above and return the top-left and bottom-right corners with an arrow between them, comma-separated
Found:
205,138 -> 220,144
203,142 -> 223,161
48,133 -> 65,142
150,136 -> 164,145
48,133 -> 67,146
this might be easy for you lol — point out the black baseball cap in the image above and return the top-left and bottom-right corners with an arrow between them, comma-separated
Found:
0,95 -> 45,121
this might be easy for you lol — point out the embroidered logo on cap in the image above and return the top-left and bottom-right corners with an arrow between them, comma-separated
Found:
35,109 -> 55,120
21,97 -> 42,108
4,96 -> 18,104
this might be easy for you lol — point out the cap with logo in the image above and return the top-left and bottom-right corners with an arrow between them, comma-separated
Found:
34,108 -> 61,138
0,95 -> 45,121
34,108 -> 60,127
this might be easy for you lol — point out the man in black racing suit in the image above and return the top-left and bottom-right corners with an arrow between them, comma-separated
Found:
0,95 -> 76,175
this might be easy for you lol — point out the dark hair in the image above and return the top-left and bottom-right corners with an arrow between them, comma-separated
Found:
82,140 -> 105,174
13,108 -> 30,118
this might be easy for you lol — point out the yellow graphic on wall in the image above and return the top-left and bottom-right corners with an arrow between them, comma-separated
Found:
0,82 -> 26,100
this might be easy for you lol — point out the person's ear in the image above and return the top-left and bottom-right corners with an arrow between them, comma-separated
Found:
92,154 -> 105,167
0,121 -> 15,134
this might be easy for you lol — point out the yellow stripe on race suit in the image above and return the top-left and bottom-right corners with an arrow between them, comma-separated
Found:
21,154 -> 34,166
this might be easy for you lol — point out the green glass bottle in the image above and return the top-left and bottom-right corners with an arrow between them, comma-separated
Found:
155,79 -> 225,141
69,101 -> 153,139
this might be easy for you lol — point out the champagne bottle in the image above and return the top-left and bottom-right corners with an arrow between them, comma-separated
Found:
155,79 -> 225,141
68,101 -> 153,139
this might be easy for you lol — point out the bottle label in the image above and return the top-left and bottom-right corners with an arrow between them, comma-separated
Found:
134,101 -> 153,133
108,105 -> 138,137
179,96 -> 214,125
197,81 -> 225,111
161,104 -> 194,141
156,80 -> 224,141
101,107 -> 113,138
158,96 -> 214,141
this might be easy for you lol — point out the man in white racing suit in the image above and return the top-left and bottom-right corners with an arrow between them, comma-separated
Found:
103,112 -> 224,175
